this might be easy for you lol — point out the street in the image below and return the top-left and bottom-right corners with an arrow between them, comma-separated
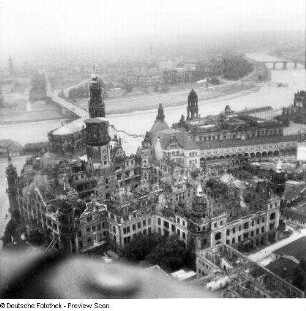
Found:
248,225 -> 306,264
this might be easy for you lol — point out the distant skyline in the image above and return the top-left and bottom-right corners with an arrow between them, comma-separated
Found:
0,0 -> 305,61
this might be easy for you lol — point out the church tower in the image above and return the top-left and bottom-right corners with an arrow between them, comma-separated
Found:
88,74 -> 105,118
140,131 -> 152,185
85,74 -> 110,170
187,89 -> 199,120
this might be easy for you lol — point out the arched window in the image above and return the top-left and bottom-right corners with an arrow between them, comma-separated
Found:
270,212 -> 276,220
215,232 -> 221,240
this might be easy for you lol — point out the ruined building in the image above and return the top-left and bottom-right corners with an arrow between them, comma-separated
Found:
195,244 -> 304,298
282,90 -> 306,124
7,74 -> 141,252
6,83 -> 284,256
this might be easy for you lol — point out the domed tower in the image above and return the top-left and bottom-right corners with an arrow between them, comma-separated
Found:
85,75 -> 110,170
6,154 -> 18,212
149,104 -> 169,140
192,184 -> 209,218
88,74 -> 105,118
189,184 -> 211,251
187,89 -> 198,120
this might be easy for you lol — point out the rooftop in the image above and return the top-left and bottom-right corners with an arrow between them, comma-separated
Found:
52,119 -> 85,136
149,119 -> 170,140
84,117 -> 109,124
197,134 -> 298,151
155,129 -> 199,150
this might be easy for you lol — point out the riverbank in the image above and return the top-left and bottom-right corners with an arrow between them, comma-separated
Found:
0,96 -> 65,125
0,114 -> 66,126
73,62 -> 270,116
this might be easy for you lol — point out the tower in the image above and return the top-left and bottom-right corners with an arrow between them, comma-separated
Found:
85,75 -> 110,170
8,55 -> 14,76
187,89 -> 198,120
149,104 -> 169,140
6,153 -> 18,213
88,74 -> 105,118
140,131 -> 152,184
191,184 -> 209,218
156,103 -> 165,122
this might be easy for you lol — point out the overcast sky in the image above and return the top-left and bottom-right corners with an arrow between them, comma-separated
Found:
0,0 -> 305,57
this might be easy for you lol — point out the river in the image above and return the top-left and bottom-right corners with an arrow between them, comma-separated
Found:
0,52 -> 305,247
108,56 -> 305,136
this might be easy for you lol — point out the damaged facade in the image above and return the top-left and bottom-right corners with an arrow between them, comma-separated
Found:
6,84 -> 283,256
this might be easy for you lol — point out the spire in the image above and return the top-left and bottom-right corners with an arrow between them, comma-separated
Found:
149,104 -> 169,139
156,104 -> 165,122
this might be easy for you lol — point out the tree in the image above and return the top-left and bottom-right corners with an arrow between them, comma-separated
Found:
218,53 -> 253,80
145,235 -> 191,272
68,85 -> 89,100
22,142 -> 49,155
210,77 -> 221,85
160,86 -> 170,93
123,233 -> 195,272
292,267 -> 305,291
122,233 -> 164,262
27,229 -> 47,246
121,82 -> 133,94
278,219 -> 286,231
299,258 -> 306,272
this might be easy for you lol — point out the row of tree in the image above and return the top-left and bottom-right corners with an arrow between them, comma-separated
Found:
68,85 -> 89,100
22,142 -> 49,155
30,73 -> 47,92
221,53 -> 254,80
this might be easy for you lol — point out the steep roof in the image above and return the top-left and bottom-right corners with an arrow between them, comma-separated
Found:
188,88 -> 198,101
154,129 -> 199,150
149,119 -> 170,140
52,119 -> 85,136
149,104 -> 170,140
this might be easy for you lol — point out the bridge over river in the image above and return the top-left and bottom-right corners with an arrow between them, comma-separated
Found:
247,52 -> 305,70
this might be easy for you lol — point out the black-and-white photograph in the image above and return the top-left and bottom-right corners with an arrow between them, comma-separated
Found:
0,0 -> 305,304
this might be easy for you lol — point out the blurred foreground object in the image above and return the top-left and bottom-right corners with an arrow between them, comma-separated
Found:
0,248 -> 215,298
